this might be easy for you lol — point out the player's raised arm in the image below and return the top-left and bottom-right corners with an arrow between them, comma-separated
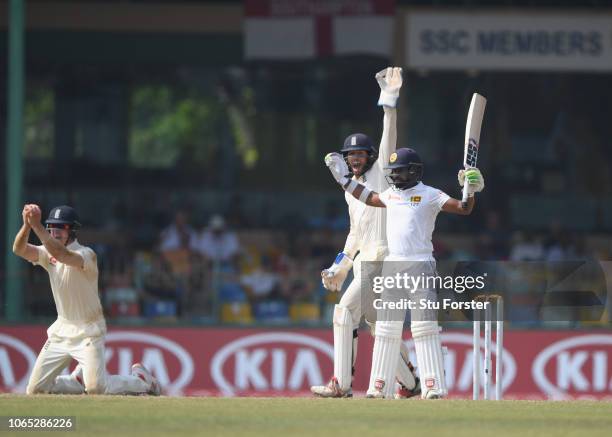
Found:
375,67 -> 402,167
441,168 -> 484,215
12,204 -> 40,263
26,205 -> 85,268
325,153 -> 386,208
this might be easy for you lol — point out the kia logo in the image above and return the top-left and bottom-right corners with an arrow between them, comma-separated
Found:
211,332 -> 334,396
404,332 -> 517,395
0,334 -> 37,392
532,334 -> 612,399
105,331 -> 194,395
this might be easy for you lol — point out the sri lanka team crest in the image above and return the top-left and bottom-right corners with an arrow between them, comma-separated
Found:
410,196 -> 421,206
389,152 -> 397,163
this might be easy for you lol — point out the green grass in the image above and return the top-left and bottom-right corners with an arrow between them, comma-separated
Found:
1,395 -> 612,436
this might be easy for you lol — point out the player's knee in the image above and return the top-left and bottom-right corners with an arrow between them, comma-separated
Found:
410,320 -> 440,339
26,384 -> 40,395
333,304 -> 353,327
26,380 -> 48,395
375,320 -> 403,339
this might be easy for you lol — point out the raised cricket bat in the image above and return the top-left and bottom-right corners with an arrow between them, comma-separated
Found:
462,93 -> 487,209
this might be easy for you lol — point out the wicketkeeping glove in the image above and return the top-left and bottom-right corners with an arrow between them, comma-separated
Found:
375,67 -> 403,108
321,252 -> 353,292
325,153 -> 350,186
458,167 -> 485,195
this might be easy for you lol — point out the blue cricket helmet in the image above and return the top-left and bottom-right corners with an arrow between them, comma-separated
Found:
45,205 -> 81,229
385,148 -> 424,189
340,133 -> 377,157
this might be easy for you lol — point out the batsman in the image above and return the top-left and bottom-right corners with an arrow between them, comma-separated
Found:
311,67 -> 420,398
325,146 -> 485,399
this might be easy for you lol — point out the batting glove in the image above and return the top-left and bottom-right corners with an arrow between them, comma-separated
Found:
325,153 -> 350,185
375,67 -> 402,108
321,252 -> 353,292
458,167 -> 485,195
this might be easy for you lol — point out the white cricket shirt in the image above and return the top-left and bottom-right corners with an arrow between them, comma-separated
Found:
343,164 -> 388,254
33,240 -> 106,339
342,107 -> 397,258
379,182 -> 450,261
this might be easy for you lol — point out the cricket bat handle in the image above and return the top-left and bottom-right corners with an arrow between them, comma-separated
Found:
461,181 -> 469,209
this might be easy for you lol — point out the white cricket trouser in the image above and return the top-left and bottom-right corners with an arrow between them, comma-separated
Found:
26,335 -> 148,395
338,275 -> 376,331
338,246 -> 386,329
368,258 -> 446,398
332,245 -> 416,392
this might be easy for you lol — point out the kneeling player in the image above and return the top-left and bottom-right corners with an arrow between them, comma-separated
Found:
325,147 -> 484,399
13,204 -> 161,395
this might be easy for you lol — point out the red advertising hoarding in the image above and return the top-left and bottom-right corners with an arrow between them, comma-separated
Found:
1,326 -> 611,399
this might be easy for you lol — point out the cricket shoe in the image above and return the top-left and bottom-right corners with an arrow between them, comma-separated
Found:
131,363 -> 161,396
424,388 -> 447,399
395,376 -> 421,399
311,377 -> 352,398
365,378 -> 386,399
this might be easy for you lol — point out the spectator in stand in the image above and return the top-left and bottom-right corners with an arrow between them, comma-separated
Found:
240,255 -> 286,304
194,215 -> 241,267
509,231 -> 544,261
142,251 -> 183,310
153,210 -> 201,315
159,209 -> 197,253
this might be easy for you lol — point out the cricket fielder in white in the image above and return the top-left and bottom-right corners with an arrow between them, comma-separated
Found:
325,147 -> 484,399
311,67 -> 419,398
13,204 -> 161,395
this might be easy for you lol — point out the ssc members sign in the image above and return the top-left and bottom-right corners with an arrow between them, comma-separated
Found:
406,13 -> 612,72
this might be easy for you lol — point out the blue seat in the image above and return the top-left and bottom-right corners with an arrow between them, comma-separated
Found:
219,283 -> 248,303
253,301 -> 289,322
142,300 -> 177,318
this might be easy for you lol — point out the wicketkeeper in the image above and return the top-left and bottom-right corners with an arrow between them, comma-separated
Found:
311,67 -> 420,398
325,147 -> 484,399
13,204 -> 161,395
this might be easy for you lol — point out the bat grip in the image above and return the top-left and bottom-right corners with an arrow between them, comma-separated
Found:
461,182 -> 469,209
